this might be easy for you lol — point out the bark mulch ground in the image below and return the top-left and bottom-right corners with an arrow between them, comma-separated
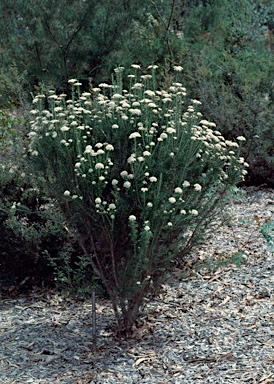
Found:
0,187 -> 274,383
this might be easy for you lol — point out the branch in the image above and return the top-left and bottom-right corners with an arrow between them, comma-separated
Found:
64,0 -> 102,54
151,0 -> 168,30
167,0 -> 176,31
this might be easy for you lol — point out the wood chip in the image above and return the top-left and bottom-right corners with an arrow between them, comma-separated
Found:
0,187 -> 274,383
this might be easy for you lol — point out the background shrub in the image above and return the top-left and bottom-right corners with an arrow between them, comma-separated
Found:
176,0 -> 274,186
0,0 -> 154,93
0,115 -> 92,295
0,164 -> 53,289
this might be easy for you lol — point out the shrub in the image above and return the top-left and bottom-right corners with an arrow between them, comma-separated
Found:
28,65 -> 247,336
0,65 -> 28,108
0,0 -> 161,94
0,117 -> 79,291
178,0 -> 274,186
0,164 -> 52,287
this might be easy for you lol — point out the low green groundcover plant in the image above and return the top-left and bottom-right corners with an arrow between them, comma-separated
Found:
27,64 -> 248,336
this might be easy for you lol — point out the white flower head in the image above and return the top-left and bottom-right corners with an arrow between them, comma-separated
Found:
191,99 -> 202,105
95,197 -> 102,204
194,183 -> 202,191
174,187 -> 183,194
28,131 -> 37,138
123,181 -> 131,188
182,180 -> 190,188
95,163 -> 104,169
144,90 -> 155,97
127,155 -> 137,164
84,145 -> 93,154
105,144 -> 114,151
129,215 -> 137,221
149,176 -> 157,182
114,66 -> 124,73
174,66 -> 183,72
64,190 -> 70,196
129,108 -> 141,116
112,179 -> 119,186
132,83 -> 143,90
200,119 -> 210,125
143,151 -> 151,157
120,170 -> 128,178
109,203 -> 116,210
95,143 -> 103,148
236,136 -> 246,142
60,125 -> 70,132
169,197 -> 176,204
160,133 -> 168,139
166,127 -> 176,134
129,132 -> 141,139
190,209 -> 198,216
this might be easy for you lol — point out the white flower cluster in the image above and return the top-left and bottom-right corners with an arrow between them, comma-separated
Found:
28,64 -> 247,233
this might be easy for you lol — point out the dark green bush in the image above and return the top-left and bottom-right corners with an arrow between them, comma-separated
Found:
177,0 -> 274,186
0,0 -> 154,94
0,167 -> 54,288
0,113 -> 95,294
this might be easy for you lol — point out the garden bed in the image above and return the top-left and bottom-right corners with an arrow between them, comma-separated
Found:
0,187 -> 274,383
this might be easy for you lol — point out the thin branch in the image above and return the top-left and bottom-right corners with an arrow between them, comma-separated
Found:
151,0 -> 168,30
64,0 -> 102,54
167,0 -> 177,31
150,0 -> 175,64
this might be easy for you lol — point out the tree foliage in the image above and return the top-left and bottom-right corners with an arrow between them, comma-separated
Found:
0,0 -> 152,91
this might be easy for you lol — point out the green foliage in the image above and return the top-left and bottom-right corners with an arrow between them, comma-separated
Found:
28,65 -> 246,336
0,132 -> 86,291
0,110 -> 17,148
0,0 -> 155,94
46,248 -> 98,297
0,65 -> 28,107
178,0 -> 274,186
0,165 -> 51,286
260,218 -> 274,252
227,186 -> 247,203
198,251 -> 245,273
